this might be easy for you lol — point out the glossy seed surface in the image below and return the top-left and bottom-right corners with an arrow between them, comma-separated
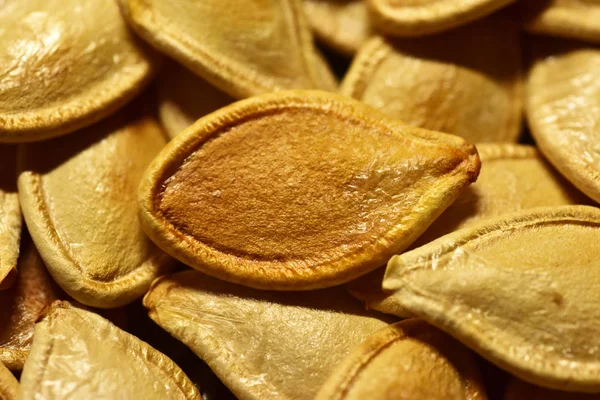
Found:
19,301 -> 200,400
0,0 -> 159,142
144,270 -> 395,400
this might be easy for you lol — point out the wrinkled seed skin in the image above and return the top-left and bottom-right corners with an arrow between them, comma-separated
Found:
18,302 -> 201,399
139,90 -> 480,290
143,270 -> 396,400
18,99 -> 174,309
0,0 -> 160,142
384,206 -> 600,393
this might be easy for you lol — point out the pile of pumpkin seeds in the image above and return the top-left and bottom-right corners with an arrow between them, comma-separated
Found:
1,0 -> 600,399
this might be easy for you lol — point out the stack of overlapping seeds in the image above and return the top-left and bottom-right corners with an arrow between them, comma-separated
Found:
1,0 -> 600,399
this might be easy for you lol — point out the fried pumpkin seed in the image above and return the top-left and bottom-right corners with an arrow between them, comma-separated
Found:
0,146 -> 20,290
315,319 -> 486,400
0,362 -> 18,400
0,234 -> 61,370
520,1 -> 600,44
341,13 -> 522,143
384,205 -> 600,392
303,0 -> 372,56
157,61 -> 233,139
143,270 -> 395,400
367,0 -> 516,37
0,0 -> 160,142
504,377 -> 600,400
19,301 -> 200,400
139,90 -> 480,290
18,100 -> 174,309
119,0 -> 336,99
526,38 -> 600,204
348,143 -> 589,317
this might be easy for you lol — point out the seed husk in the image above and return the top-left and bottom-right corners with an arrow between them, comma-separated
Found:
341,12 -> 522,143
366,0 -> 516,37
118,0 -> 337,98
384,205 -> 600,392
0,361 -> 18,400
526,37 -> 600,204
19,301 -> 200,400
143,270 -> 395,400
18,99 -> 174,308
0,0 -> 160,142
520,1 -> 600,45
315,319 -> 487,400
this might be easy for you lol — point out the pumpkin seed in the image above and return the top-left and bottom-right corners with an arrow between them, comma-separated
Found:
139,90 -> 480,290
0,0 -> 160,142
526,38 -> 600,204
0,233 -> 61,371
143,270 -> 395,400
18,99 -> 174,308
384,205 -> 600,392
521,1 -> 600,44
0,361 -> 18,400
118,0 -> 337,99
315,319 -> 486,400
0,146 -> 20,289
367,0 -> 516,37
157,61 -> 233,139
19,301 -> 200,400
303,0 -> 372,56
341,12 -> 522,143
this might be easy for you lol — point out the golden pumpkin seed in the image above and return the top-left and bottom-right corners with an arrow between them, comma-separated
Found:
303,0 -> 372,56
315,319 -> 486,400
139,90 -> 480,290
384,205 -> 600,392
348,143 -> 589,317
521,1 -> 600,44
526,38 -> 600,203
0,0 -> 160,142
367,0 -> 516,37
157,61 -> 233,139
0,361 -> 18,400
0,234 -> 61,371
143,270 -> 395,400
19,301 -> 200,400
0,146 -> 20,290
341,13 -> 522,143
119,0 -> 337,99
18,100 -> 174,309
504,377 -> 600,400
